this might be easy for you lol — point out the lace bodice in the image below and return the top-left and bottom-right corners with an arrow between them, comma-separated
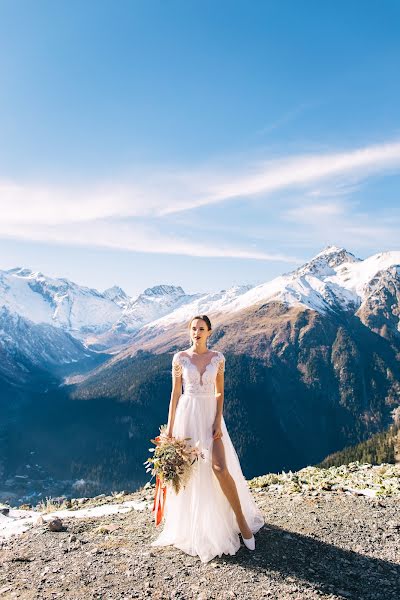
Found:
172,350 -> 225,395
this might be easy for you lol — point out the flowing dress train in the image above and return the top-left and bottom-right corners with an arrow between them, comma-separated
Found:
150,350 -> 264,563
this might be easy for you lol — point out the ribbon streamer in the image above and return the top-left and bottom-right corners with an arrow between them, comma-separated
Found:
152,475 -> 167,526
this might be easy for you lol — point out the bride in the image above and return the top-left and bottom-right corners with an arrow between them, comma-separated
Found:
150,314 -> 264,563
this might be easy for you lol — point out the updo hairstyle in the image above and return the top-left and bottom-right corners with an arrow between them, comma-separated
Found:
188,314 -> 212,331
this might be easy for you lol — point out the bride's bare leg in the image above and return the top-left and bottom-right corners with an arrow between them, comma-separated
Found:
212,438 -> 252,539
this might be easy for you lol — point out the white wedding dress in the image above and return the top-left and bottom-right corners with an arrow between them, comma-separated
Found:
150,350 -> 264,563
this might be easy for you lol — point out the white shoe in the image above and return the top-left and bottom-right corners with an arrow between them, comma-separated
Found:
241,534 -> 255,550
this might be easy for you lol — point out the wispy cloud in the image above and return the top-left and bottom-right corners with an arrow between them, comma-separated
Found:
257,199 -> 400,252
164,139 -> 400,214
1,138 -> 400,260
1,140 -> 400,223
0,219 -> 301,263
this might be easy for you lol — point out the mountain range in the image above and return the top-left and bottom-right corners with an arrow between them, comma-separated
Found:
3,245 -> 399,355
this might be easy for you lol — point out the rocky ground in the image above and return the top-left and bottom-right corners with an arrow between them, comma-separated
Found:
0,463 -> 399,600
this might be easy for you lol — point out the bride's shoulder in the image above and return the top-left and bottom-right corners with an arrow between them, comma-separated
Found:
174,349 -> 191,356
172,349 -> 190,362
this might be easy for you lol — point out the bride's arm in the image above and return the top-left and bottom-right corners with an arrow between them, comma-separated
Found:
166,356 -> 183,437
215,357 -> 225,423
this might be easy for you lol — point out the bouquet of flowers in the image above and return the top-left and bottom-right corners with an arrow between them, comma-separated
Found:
144,424 -> 204,525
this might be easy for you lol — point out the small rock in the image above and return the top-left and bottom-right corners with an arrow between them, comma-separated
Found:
11,555 -> 34,562
48,517 -> 64,532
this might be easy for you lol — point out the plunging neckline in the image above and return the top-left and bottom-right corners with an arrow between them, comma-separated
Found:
182,351 -> 219,380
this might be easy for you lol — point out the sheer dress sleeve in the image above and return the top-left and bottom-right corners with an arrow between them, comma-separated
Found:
218,352 -> 225,374
172,352 -> 183,378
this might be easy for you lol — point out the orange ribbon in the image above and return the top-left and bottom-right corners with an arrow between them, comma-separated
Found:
152,475 -> 167,526
151,434 -> 167,526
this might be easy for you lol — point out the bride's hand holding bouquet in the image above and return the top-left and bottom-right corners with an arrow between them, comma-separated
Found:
144,424 -> 204,525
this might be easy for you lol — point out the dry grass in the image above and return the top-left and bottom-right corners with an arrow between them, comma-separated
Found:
36,497 -> 69,513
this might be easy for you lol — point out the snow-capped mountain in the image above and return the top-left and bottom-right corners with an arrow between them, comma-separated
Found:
112,285 -> 198,332
0,268 -> 123,337
119,284 -> 253,331
136,246 -> 400,335
102,286 -> 130,308
225,245 -> 400,316
0,269 -> 196,347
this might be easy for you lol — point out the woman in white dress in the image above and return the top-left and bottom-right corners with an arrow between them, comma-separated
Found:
151,314 -> 264,563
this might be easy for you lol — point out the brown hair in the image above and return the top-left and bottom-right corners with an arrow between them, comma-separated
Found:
188,314 -> 212,331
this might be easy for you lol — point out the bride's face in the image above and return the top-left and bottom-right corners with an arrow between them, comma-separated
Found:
190,318 -> 211,346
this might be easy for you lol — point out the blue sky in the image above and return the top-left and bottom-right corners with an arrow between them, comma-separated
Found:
0,0 -> 399,296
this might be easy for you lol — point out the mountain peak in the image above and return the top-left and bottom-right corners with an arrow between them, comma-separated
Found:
315,244 -> 347,257
142,285 -> 185,298
295,246 -> 360,278
6,267 -> 43,278
103,285 -> 129,302
314,245 -> 358,261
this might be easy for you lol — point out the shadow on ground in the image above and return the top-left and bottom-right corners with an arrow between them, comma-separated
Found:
221,524 -> 400,599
